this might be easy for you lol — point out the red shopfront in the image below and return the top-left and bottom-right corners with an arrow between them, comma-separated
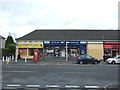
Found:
104,41 -> 120,57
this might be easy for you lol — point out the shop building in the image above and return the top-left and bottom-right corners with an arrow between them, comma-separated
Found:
44,41 -> 86,60
104,41 -> 120,57
0,35 -> 5,49
0,35 -> 5,59
16,29 -> 119,60
87,42 -> 104,59
17,41 -> 43,59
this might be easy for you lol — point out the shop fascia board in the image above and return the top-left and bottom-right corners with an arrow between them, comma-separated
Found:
87,40 -> 120,44
103,40 -> 120,41
16,40 -> 43,43
87,40 -> 103,44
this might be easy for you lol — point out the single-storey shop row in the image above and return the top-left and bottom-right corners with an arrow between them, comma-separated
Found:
16,41 -> 120,60
16,30 -> 120,60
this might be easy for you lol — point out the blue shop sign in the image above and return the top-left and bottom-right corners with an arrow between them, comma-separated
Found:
44,41 -> 86,46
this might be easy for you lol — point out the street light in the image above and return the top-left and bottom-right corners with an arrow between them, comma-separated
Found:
11,33 -> 17,62
66,42 -> 69,62
11,33 -> 16,42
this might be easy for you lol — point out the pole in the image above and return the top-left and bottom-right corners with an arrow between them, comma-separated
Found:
15,57 -> 17,62
1,38 -> 2,48
66,42 -> 68,62
25,57 -> 27,63
6,56 -> 7,62
2,56 -> 4,63
15,46 -> 18,62
27,48 -> 29,56
8,57 -> 9,63
9,56 -> 11,60
12,55 -> 14,60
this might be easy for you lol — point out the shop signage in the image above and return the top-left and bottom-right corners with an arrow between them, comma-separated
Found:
104,41 -> 120,44
19,49 -> 27,52
88,42 -> 103,44
104,45 -> 120,49
44,41 -> 86,46
18,43 -> 43,48
44,41 -> 50,44
80,41 -> 87,44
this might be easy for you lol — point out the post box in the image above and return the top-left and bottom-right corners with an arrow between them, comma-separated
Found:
34,50 -> 39,61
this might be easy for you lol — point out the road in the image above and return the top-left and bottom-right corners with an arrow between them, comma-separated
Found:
2,63 -> 119,89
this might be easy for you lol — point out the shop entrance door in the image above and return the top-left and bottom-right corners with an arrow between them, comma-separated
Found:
68,48 -> 80,61
112,50 -> 118,57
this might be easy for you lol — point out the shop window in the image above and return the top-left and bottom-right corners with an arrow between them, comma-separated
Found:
71,49 -> 77,53
70,48 -> 80,57
46,49 -> 54,56
46,50 -> 54,53
29,49 -> 34,56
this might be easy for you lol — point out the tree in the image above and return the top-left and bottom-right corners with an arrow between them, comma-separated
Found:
5,35 -> 15,48
2,34 -> 16,56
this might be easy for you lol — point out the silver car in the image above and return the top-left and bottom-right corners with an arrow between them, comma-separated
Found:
106,55 -> 120,64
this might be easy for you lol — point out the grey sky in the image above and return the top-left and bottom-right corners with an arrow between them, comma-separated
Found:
0,0 -> 119,39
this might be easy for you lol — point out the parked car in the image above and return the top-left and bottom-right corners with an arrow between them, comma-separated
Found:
76,55 -> 100,64
106,55 -> 120,64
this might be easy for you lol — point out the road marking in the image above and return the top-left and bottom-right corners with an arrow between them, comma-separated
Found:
26,85 -> 40,87
46,85 -> 60,88
85,86 -> 99,88
3,71 -> 36,73
65,85 -> 80,88
6,84 -> 21,87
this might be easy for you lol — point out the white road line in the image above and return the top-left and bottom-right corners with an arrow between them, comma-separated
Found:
6,84 -> 21,87
65,85 -> 80,88
46,85 -> 60,88
85,86 -> 99,88
26,85 -> 40,87
3,71 -> 36,73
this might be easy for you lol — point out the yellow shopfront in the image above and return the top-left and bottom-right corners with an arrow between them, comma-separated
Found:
17,42 -> 43,59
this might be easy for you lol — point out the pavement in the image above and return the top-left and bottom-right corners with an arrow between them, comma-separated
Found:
2,59 -> 76,65
1,58 -> 105,65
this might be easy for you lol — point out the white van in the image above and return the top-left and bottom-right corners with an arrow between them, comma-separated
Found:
106,55 -> 120,64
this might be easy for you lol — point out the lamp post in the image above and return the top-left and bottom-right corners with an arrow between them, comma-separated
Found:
15,46 -> 18,62
12,33 -> 16,42
12,33 -> 17,62
66,42 -> 69,62
102,35 -> 104,59
0,37 -> 2,48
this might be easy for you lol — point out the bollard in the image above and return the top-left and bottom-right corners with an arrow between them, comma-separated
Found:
2,56 -> 5,63
8,57 -> 10,63
25,57 -> 27,63
15,57 -> 17,62
9,56 -> 11,60
6,56 -> 7,63
6,60 -> 8,64
6,57 -> 9,64
12,55 -> 14,60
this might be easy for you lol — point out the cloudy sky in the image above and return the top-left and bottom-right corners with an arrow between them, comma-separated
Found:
0,0 -> 119,39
